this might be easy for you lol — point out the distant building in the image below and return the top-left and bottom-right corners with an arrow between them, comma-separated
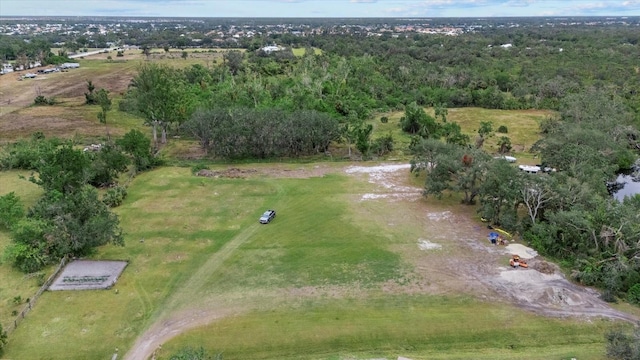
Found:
260,44 -> 281,54
1,63 -> 14,74
60,62 -> 80,69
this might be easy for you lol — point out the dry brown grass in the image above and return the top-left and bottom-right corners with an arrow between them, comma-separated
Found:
0,53 -> 223,143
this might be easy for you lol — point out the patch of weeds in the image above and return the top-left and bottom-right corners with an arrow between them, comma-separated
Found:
35,273 -> 46,286
191,163 -> 210,174
33,95 -> 57,106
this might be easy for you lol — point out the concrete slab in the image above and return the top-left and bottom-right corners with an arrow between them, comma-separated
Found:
48,260 -> 128,291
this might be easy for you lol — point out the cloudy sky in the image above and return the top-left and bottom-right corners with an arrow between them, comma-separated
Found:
2,0 -> 640,17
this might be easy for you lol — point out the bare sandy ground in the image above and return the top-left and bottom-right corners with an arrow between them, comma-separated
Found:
124,163 -> 638,360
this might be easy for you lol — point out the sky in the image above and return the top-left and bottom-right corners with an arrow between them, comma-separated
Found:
1,0 -> 640,18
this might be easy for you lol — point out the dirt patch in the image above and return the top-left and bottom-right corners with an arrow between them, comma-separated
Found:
345,163 -> 637,322
417,239 -> 442,250
197,168 -> 258,178
345,163 -> 422,201
0,61 -> 138,141
196,164 -> 334,179
505,243 -> 538,259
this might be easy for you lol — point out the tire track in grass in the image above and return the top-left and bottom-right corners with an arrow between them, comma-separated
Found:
124,222 -> 261,360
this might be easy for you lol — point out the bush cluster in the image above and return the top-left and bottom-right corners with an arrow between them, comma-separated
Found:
33,95 -> 56,106
103,186 -> 128,208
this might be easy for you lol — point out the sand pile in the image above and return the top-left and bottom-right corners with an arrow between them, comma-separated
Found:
505,243 -> 538,259
497,269 -> 590,306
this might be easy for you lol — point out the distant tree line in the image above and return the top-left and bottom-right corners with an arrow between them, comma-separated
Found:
0,36 -> 70,66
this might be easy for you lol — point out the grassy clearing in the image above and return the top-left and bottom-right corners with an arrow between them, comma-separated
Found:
2,165 -> 400,359
292,47 -> 323,56
203,174 -> 401,293
157,295 -> 616,360
372,108 -> 554,163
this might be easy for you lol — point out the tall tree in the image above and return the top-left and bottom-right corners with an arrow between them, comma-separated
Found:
128,63 -> 193,146
95,88 -> 112,140
30,143 -> 91,195
479,159 -> 522,226
475,121 -> 493,148
412,141 -> 491,204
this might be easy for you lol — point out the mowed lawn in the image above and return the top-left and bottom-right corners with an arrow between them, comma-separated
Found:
158,296 -> 613,360
1,165 -> 402,359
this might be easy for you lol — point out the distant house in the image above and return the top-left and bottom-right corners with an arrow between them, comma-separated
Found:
0,63 -> 14,74
260,45 -> 281,54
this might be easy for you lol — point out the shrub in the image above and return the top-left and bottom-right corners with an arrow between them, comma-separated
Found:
371,133 -> 394,156
87,144 -> 130,187
628,283 -> 640,305
0,322 -> 6,355
5,219 -> 50,273
191,163 -> 210,174
169,347 -> 221,360
606,329 -> 640,359
497,125 -> 509,133
0,192 -> 24,230
600,289 -> 617,303
116,129 -> 158,172
116,51 -> 124,57
35,272 -> 46,286
380,116 -> 389,123
102,185 -> 128,208
34,95 -> 56,106
0,134 -> 62,170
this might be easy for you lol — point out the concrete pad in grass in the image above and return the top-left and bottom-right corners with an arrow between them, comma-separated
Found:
48,260 -> 128,291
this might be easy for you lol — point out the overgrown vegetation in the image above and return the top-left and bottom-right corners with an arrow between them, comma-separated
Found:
0,322 -> 6,356
606,328 -> 640,360
169,347 -> 222,360
410,88 -> 640,301
0,131 -> 157,272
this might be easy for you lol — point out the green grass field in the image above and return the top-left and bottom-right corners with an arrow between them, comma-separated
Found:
157,296 -> 612,360
0,164 -> 627,359
372,107 -> 553,163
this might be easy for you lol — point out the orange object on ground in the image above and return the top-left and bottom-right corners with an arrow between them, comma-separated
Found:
509,255 -> 528,268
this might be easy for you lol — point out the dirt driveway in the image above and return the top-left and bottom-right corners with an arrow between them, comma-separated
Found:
124,163 -> 638,360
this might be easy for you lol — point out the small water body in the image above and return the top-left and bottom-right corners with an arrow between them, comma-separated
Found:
612,167 -> 640,201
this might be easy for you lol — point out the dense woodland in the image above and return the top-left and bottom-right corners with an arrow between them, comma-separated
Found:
1,21 -> 640,305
